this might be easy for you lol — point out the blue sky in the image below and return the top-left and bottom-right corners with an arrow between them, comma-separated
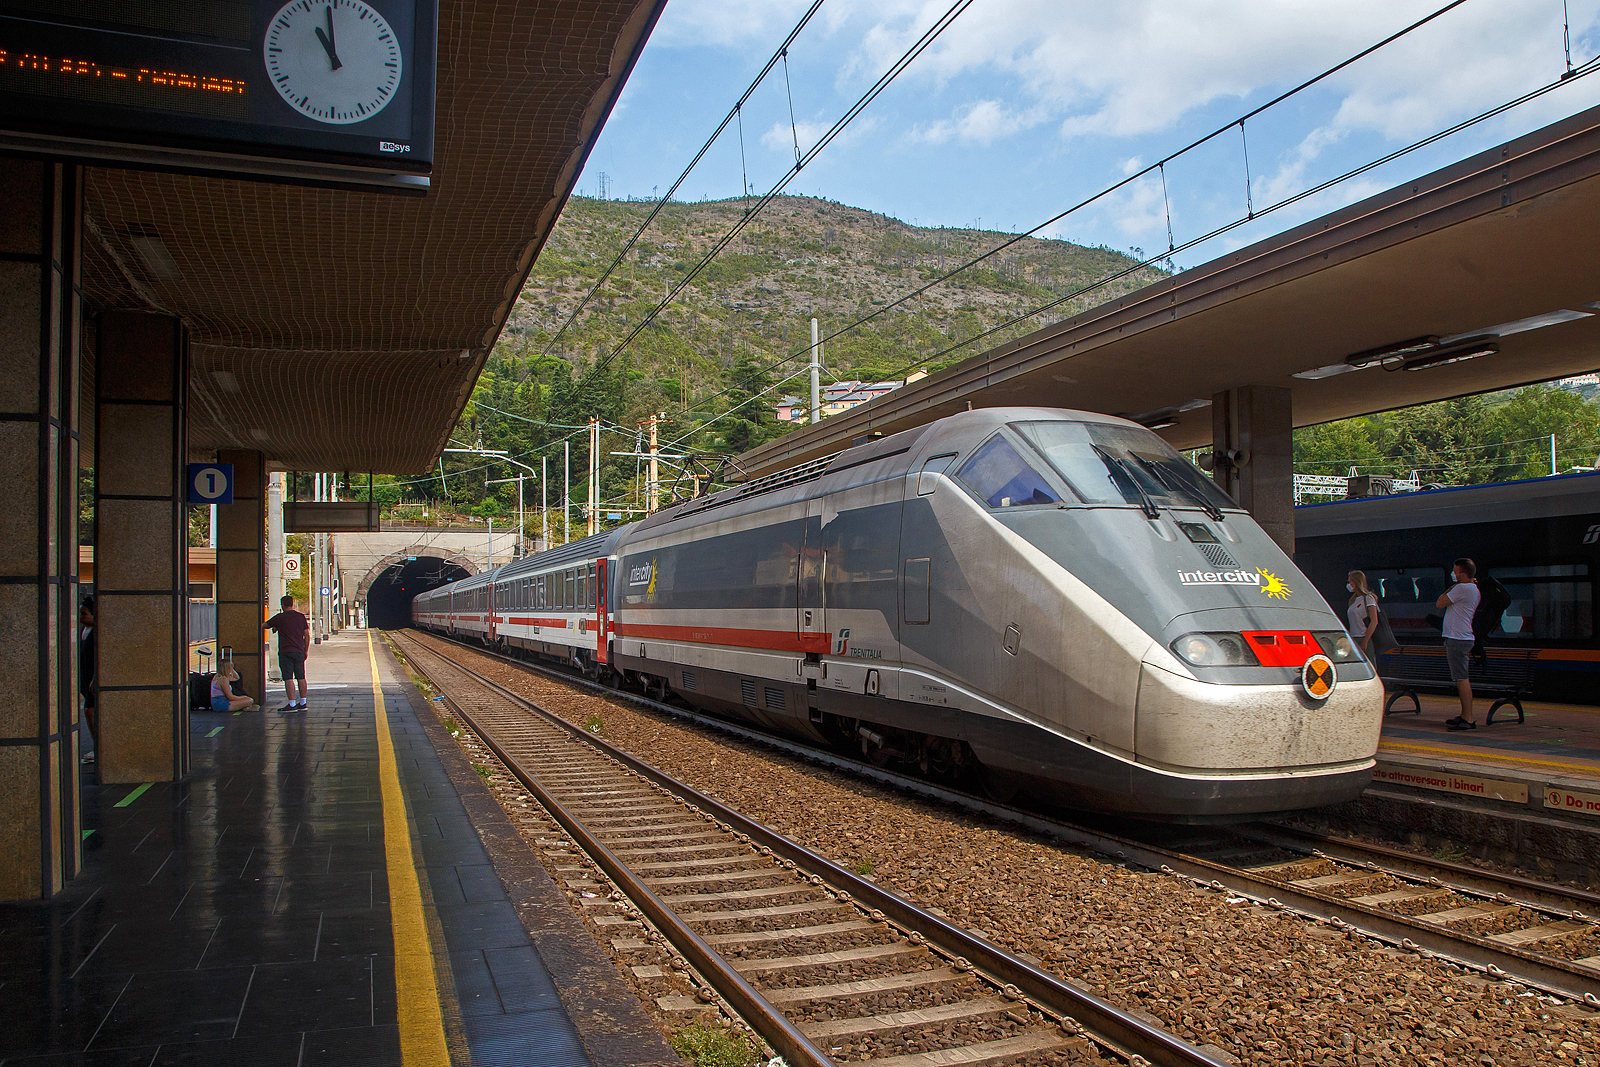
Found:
579,0 -> 1600,268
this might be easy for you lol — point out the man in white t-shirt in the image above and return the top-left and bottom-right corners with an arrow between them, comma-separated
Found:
1435,557 -> 1482,730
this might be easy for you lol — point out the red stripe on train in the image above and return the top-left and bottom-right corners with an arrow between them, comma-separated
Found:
614,621 -> 829,654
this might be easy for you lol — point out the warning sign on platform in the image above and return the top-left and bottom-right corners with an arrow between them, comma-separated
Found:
1372,765 -> 1528,804
1546,786 -> 1600,816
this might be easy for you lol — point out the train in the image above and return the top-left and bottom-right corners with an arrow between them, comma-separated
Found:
1295,470 -> 1600,703
412,407 -> 1384,820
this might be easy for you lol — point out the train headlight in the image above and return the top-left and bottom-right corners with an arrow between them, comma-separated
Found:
1315,631 -> 1360,662
1171,632 -> 1260,666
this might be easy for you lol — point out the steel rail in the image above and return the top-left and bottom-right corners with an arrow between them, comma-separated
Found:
1237,823 -> 1600,917
411,631 -> 1600,1005
395,632 -> 1230,1067
395,635 -> 834,1067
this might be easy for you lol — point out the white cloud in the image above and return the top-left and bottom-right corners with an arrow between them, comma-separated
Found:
649,0 -> 818,48
839,0 -> 1600,144
910,99 -> 1039,144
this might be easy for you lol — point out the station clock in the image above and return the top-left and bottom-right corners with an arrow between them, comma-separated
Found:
0,0 -> 438,192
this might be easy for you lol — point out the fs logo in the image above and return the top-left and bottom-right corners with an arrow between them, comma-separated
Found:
1584,524 -> 1600,545
834,628 -> 851,655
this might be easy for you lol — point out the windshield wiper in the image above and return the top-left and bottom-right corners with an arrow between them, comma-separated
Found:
1130,453 -> 1223,521
1093,445 -> 1159,519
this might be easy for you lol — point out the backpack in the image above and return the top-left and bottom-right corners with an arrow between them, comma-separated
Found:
1473,576 -> 1512,639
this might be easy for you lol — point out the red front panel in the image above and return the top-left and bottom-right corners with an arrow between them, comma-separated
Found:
1242,630 -> 1320,668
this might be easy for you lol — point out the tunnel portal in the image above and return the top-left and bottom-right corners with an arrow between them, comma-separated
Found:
365,556 -> 470,630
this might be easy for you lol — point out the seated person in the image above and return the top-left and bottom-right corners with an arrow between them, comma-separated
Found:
210,662 -> 260,713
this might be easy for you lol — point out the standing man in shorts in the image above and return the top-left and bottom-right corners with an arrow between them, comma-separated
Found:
1435,558 -> 1482,731
264,595 -> 310,712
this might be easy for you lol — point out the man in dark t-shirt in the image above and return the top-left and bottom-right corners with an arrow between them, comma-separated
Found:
264,595 -> 311,712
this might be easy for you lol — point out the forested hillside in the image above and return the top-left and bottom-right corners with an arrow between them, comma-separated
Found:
375,193 -> 1600,539
401,194 -> 1164,530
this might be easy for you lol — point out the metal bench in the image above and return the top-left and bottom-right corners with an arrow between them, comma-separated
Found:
1379,646 -> 1539,725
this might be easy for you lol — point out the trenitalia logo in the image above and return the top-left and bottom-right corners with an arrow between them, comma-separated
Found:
1177,570 -> 1261,586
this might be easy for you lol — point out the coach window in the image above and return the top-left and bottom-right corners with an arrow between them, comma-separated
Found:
1364,568 -> 1449,640
565,569 -> 575,609
1491,564 -> 1592,640
957,433 -> 1062,508
578,566 -> 588,610
587,563 -> 597,608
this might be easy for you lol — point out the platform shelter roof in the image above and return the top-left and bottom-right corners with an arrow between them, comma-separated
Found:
78,0 -> 665,474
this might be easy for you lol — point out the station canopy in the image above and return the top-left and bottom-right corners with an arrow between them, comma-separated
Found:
77,0 -> 665,474
738,103 -> 1600,477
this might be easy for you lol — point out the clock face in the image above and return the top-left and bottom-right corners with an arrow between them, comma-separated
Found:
264,0 -> 402,125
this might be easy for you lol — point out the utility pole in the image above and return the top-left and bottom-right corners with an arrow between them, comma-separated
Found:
563,441 -> 570,545
541,456 -> 548,551
487,517 -> 493,571
267,472 -> 283,676
1552,433 -> 1558,476
809,317 -> 821,424
647,414 -> 659,514
486,473 -> 526,556
588,416 -> 599,536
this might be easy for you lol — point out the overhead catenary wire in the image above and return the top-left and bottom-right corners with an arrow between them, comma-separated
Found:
665,0 -> 1482,430
672,48 -> 1600,448
526,0 -> 828,377
575,0 -> 979,391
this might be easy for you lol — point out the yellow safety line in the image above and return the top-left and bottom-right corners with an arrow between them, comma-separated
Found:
367,631 -> 450,1066
1379,740 -> 1600,774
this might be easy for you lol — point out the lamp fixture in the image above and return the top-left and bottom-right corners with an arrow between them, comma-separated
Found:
1401,341 -> 1498,371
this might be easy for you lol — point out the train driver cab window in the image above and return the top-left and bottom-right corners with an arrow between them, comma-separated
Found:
1490,564 -> 1592,640
957,434 -> 1061,508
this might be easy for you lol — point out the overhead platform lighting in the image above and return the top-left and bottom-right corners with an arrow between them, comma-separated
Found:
1294,306 -> 1594,380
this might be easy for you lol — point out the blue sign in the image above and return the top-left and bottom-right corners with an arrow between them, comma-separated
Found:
320,587 -> 331,596
187,463 -> 234,504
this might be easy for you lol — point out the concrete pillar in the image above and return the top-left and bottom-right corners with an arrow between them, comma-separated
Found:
1212,384 -> 1294,554
95,313 -> 188,786
0,160 -> 83,898
217,450 -> 266,705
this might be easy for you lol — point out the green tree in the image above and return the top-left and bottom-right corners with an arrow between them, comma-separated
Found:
1492,384 -> 1600,479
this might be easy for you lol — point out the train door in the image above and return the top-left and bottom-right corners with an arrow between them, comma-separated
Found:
798,501 -> 826,652
595,558 -> 610,664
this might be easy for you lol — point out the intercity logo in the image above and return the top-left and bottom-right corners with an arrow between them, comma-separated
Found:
834,627 -> 851,655
1175,567 -> 1291,600
628,560 -> 654,586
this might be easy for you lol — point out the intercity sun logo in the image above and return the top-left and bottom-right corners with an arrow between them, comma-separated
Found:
1259,571 -> 1291,600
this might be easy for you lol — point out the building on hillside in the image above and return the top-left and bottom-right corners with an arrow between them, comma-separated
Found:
777,369 -> 929,423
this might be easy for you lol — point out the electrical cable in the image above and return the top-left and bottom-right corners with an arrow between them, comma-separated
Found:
661,0 -> 1481,427
575,0 -> 978,390
526,0 -> 828,377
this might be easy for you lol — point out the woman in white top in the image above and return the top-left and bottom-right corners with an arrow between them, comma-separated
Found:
1346,570 -> 1380,656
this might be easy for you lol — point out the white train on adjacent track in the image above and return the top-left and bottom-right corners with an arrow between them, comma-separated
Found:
413,408 -> 1383,819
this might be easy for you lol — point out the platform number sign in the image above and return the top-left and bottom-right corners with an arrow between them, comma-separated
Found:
188,463 -> 234,505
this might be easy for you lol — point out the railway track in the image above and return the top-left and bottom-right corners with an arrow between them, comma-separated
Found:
402,629 -> 1600,1012
390,631 -> 1228,1067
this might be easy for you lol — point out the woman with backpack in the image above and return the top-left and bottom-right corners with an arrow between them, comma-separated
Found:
1347,570 -> 1399,661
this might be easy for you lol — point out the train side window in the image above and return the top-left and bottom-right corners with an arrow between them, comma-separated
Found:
587,563 -> 597,608
957,435 -> 1061,508
918,453 -> 958,496
1490,564 -> 1592,640
565,569 -> 575,609
578,566 -> 588,610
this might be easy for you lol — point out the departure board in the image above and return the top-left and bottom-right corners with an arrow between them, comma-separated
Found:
0,1 -> 436,191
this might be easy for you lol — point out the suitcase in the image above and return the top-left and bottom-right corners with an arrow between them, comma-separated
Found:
188,672 -> 216,712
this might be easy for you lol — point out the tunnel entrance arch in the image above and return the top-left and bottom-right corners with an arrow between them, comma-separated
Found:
359,547 -> 477,630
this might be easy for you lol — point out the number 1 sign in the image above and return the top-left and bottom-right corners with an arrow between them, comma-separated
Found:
187,464 -> 235,505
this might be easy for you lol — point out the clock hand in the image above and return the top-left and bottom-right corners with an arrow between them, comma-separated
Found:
314,6 -> 342,71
